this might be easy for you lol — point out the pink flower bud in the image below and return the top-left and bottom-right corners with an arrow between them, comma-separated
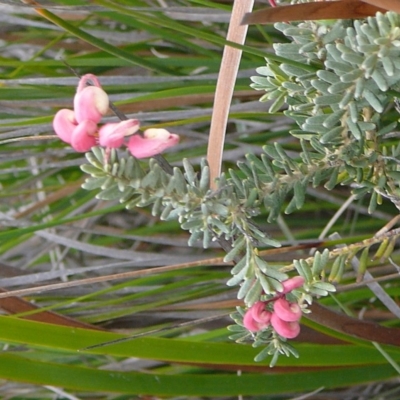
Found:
128,128 -> 179,159
271,313 -> 300,339
243,302 -> 271,332
250,301 -> 271,323
280,276 -> 305,294
70,120 -> 97,152
243,311 -> 260,332
273,298 -> 302,322
98,119 -> 140,148
53,109 -> 77,144
74,74 -> 109,124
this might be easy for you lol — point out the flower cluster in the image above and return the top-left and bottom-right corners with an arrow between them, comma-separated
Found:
53,74 -> 179,157
243,276 -> 304,339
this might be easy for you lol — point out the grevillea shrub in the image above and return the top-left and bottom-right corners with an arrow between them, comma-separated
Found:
54,9 -> 400,366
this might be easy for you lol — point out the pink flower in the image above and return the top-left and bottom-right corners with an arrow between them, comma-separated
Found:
53,74 -> 180,156
128,128 -> 180,159
269,0 -> 277,6
53,109 -> 76,144
53,74 -> 113,152
270,313 -> 300,339
70,120 -> 97,152
53,109 -> 98,152
98,119 -> 140,148
243,301 -> 271,332
74,74 -> 109,124
280,276 -> 305,294
273,298 -> 302,322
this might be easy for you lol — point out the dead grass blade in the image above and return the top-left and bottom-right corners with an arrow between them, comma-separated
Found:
242,0 -> 387,25
361,0 -> 400,13
207,0 -> 254,188
0,287 -> 102,330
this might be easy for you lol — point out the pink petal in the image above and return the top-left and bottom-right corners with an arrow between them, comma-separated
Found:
273,298 -> 302,322
243,310 -> 270,332
74,75 -> 108,124
280,276 -> 305,294
53,109 -> 77,144
269,0 -> 277,6
271,313 -> 300,339
128,128 -> 179,159
243,302 -> 271,332
98,119 -> 140,148
250,301 -> 272,324
243,310 -> 261,332
71,120 -> 98,152
74,86 -> 109,124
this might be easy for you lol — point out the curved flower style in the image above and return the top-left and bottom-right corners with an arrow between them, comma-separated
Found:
270,313 -> 300,339
74,74 -> 109,124
273,298 -> 302,322
128,128 -> 180,159
243,301 -> 271,332
98,119 -> 140,148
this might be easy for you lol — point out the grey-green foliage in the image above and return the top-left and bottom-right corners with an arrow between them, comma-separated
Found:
79,10 -> 400,365
251,11 -> 400,213
82,140 -> 338,311
228,247 -> 336,366
81,147 -> 285,305
80,12 -> 400,314
80,141 -> 337,364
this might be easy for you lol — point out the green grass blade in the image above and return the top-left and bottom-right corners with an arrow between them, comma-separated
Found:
34,7 -> 176,74
1,316 -> 400,367
0,352 -> 398,396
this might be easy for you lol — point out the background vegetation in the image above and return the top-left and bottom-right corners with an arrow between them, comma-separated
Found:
0,0 -> 400,398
